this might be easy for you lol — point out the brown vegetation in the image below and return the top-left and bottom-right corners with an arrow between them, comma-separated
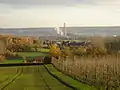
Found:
51,36 -> 120,89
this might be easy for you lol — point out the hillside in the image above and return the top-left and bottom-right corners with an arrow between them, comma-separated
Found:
0,26 -> 120,36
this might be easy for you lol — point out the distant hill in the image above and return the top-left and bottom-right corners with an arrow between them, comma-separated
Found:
0,26 -> 120,37
0,28 -> 57,36
65,26 -> 120,36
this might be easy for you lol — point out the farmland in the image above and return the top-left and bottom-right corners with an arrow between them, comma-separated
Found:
45,64 -> 97,90
17,52 -> 49,57
2,52 -> 49,64
1,34 -> 120,90
0,51 -> 97,90
50,36 -> 120,90
0,65 -> 73,90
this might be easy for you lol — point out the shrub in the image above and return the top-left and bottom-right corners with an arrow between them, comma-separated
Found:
49,44 -> 61,58
0,55 -> 5,62
43,56 -> 52,64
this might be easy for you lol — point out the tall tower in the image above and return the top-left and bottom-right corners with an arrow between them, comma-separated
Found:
63,22 -> 67,37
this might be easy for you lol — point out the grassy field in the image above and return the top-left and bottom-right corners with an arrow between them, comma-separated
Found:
0,51 -> 99,90
0,67 -> 21,89
45,64 -> 98,90
2,60 -> 23,64
0,65 -> 72,90
40,48 -> 50,53
2,52 -> 49,64
17,52 -> 49,57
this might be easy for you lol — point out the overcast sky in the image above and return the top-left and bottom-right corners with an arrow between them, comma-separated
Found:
0,0 -> 120,28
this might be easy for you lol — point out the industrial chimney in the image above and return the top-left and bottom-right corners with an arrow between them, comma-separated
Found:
63,22 -> 67,37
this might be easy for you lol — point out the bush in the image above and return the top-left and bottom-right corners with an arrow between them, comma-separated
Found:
5,50 -> 22,60
31,48 -> 36,52
0,55 -> 5,62
43,56 -> 52,64
74,46 -> 87,56
105,39 -> 120,53
49,44 -> 61,58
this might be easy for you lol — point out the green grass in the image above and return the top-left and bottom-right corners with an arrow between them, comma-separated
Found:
46,64 -> 98,90
0,64 -> 99,90
2,60 -> 23,64
0,66 -> 72,90
17,52 -> 48,57
0,67 -> 20,89
40,48 -> 50,53
2,51 -> 49,64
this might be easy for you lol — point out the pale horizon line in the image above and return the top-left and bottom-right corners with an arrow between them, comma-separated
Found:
1,25 -> 120,29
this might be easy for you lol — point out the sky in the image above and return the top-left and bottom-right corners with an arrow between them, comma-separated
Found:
0,0 -> 120,28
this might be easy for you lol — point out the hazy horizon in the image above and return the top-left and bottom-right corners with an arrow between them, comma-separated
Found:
0,0 -> 120,28
0,25 -> 120,29
1,26 -> 120,37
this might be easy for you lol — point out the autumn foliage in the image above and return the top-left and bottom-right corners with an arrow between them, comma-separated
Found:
51,37 -> 120,89
49,44 -> 60,58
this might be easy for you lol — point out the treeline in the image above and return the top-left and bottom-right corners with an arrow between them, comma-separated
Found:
49,36 -> 120,60
50,36 -> 120,90
71,36 -> 120,57
7,44 -> 41,52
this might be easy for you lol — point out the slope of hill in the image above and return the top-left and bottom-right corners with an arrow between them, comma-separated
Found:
0,28 -> 57,36
0,26 -> 120,37
65,26 -> 120,36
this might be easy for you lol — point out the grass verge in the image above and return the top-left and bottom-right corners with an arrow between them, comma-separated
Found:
45,64 -> 98,90
17,52 -> 48,57
2,60 -> 23,64
2,52 -> 49,64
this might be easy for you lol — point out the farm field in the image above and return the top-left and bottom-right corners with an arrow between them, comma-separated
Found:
0,65 -> 72,90
2,52 -> 49,64
0,67 -> 20,89
45,64 -> 98,90
2,60 -> 23,64
17,52 -> 49,57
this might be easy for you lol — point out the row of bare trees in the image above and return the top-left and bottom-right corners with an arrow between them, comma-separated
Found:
50,36 -> 120,90
52,55 -> 120,90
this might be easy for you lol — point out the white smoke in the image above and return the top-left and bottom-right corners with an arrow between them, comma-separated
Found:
54,27 -> 64,36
